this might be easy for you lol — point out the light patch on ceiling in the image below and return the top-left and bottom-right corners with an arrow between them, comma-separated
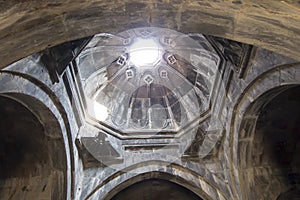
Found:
129,38 -> 161,67
93,101 -> 108,121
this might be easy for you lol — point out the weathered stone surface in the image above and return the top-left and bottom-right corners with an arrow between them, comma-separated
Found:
110,179 -> 202,200
1,7 -> 300,198
0,95 -> 67,199
224,46 -> 300,199
0,0 -> 300,69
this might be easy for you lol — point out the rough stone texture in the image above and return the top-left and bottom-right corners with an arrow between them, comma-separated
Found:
0,4 -> 300,197
0,40 -> 298,200
0,0 -> 300,69
236,86 -> 300,200
0,94 -> 67,199
223,47 -> 300,199
0,55 -> 82,199
111,179 -> 202,200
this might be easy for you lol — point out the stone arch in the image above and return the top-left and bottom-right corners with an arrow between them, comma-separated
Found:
104,172 -> 203,200
236,85 -> 300,199
84,161 -> 228,200
0,71 -> 73,199
229,63 -> 300,199
0,1 -> 299,69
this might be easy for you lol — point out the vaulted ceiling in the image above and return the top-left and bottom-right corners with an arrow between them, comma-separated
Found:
0,0 -> 299,69
0,1 -> 300,200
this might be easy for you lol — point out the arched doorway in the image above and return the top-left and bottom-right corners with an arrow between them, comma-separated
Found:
110,178 -> 202,200
0,94 -> 67,199
237,85 -> 300,199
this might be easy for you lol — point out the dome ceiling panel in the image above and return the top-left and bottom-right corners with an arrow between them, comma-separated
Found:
78,27 -> 220,137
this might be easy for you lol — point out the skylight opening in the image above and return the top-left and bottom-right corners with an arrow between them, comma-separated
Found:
129,38 -> 162,67
93,101 -> 108,121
